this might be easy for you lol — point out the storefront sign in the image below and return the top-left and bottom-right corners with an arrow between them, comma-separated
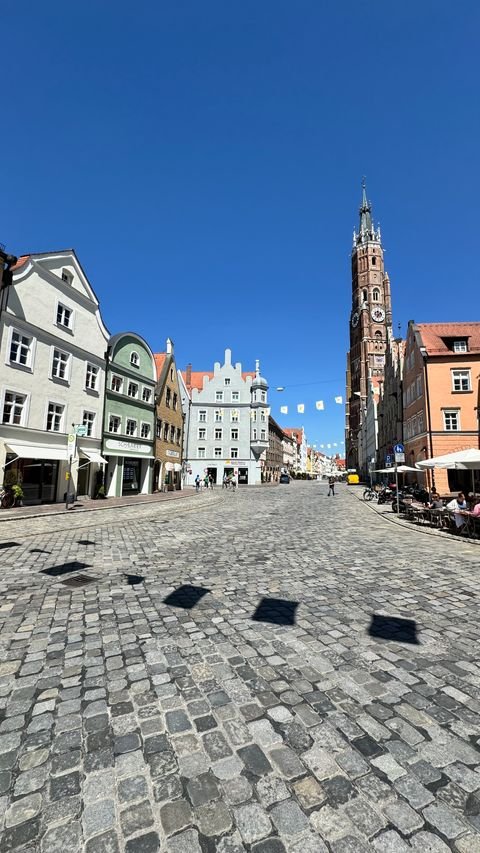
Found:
105,439 -> 151,453
166,450 -> 180,458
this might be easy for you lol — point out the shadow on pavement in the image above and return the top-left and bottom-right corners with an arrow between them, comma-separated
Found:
41,561 -> 92,578
369,613 -> 419,644
77,540 -> 96,546
0,542 -> 20,550
126,574 -> 145,585
252,597 -> 298,626
164,584 -> 211,609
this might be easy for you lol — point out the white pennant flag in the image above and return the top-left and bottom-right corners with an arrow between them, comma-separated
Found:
335,396 -> 343,404
327,443 -> 331,448
280,405 -> 288,415
297,403 -> 305,414
315,400 -> 324,411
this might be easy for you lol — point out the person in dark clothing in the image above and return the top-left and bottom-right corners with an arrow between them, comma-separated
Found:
328,476 -> 336,496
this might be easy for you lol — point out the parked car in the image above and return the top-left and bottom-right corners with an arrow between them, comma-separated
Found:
279,473 -> 290,484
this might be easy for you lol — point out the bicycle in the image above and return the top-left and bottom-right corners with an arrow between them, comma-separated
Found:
362,487 -> 376,502
0,487 -> 15,509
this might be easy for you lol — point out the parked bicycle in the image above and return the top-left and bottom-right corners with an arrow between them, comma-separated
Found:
362,487 -> 376,501
0,486 -> 15,509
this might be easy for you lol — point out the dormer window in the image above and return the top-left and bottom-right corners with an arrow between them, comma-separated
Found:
453,339 -> 468,353
61,269 -> 73,285
130,351 -> 140,367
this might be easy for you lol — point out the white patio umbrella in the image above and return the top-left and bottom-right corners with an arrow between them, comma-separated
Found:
416,448 -> 480,494
373,465 -> 423,474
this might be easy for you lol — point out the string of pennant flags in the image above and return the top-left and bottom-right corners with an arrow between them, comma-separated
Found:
279,396 -> 343,415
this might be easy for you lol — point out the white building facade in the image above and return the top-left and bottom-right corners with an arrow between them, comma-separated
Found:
182,348 -> 268,486
0,251 -> 109,504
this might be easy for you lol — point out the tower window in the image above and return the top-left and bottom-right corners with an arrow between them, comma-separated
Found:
375,331 -> 382,339
372,288 -> 380,302
362,289 -> 367,302
372,257 -> 376,265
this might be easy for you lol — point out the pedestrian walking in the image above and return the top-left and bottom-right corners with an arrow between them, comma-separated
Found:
204,474 -> 209,490
328,476 -> 336,496
195,474 -> 200,493
208,474 -> 214,490
222,473 -> 228,489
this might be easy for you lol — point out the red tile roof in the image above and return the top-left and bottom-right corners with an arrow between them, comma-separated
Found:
181,371 -> 255,393
283,427 -> 303,446
417,322 -> 480,355
153,353 -> 167,377
11,255 -> 30,271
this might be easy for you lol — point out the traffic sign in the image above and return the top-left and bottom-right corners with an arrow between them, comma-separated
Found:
394,443 -> 404,454
395,452 -> 405,463
385,454 -> 392,465
75,424 -> 87,437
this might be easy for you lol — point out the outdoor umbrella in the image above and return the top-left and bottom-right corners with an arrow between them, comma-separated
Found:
373,465 -> 423,474
416,448 -> 480,494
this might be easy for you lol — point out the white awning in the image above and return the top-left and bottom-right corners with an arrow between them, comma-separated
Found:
165,462 -> 175,471
6,442 -> 68,462
79,449 -> 108,465
174,463 -> 182,472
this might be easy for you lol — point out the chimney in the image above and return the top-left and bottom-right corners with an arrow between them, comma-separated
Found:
166,337 -> 174,354
185,363 -> 192,387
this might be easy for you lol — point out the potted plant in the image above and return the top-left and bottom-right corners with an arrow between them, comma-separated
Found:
11,484 -> 24,506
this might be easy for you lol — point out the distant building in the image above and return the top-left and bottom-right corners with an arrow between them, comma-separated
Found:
283,427 -> 307,474
153,339 -> 184,491
403,321 -> 480,494
346,182 -> 393,471
182,348 -> 268,486
376,329 -> 405,470
265,416 -> 284,482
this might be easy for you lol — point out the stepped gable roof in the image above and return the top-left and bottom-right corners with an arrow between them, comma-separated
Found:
417,322 -> 480,355
182,370 -> 255,393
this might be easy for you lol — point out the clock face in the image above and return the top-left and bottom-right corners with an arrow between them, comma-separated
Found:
371,306 -> 385,323
351,311 -> 359,328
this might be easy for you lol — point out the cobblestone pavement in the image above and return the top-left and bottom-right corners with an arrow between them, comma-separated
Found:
0,482 -> 479,853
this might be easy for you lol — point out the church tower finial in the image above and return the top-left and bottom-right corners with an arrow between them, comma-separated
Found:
358,177 -> 374,242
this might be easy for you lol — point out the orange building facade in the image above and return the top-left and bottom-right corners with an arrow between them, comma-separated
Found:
403,322 -> 480,494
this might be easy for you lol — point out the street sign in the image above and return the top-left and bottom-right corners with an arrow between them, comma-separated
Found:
385,454 -> 392,466
395,452 -> 405,463
67,433 -> 77,459
394,443 -> 404,454
75,424 -> 87,437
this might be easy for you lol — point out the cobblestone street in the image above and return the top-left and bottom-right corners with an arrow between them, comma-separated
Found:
1,481 -> 479,853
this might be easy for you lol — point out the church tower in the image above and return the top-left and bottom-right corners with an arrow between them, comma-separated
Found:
345,181 -> 392,469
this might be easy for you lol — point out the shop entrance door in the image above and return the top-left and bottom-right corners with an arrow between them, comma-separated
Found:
122,458 -> 140,495
206,467 -> 217,484
238,467 -> 248,485
77,461 -> 90,496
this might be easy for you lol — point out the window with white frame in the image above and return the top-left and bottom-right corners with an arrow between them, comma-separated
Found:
2,391 -> 27,425
443,409 -> 460,431
126,418 -> 137,436
452,369 -> 471,392
111,375 -> 123,393
198,409 -> 207,422
215,409 -> 223,422
261,429 -> 266,440
85,363 -> 99,391
130,351 -> 139,367
142,387 -> 152,403
215,428 -> 222,440
82,411 -> 95,437
169,425 -> 175,442
198,447 -> 206,459
372,288 -> 380,302
127,382 -> 138,398
231,428 -> 239,440
252,428 -> 257,440
231,409 -> 239,422
61,268 -> 73,285
109,414 -> 121,433
261,392 -> 266,403
141,422 -> 150,439
260,410 -> 266,422
52,348 -> 70,381
9,330 -> 33,367
231,447 -> 238,458
251,410 -> 257,421
224,378 -> 231,386
198,427 -> 206,440
56,303 -> 73,329
46,402 -> 64,432
453,340 -> 467,353
232,391 -> 239,401
214,447 -> 222,458
216,391 -> 223,402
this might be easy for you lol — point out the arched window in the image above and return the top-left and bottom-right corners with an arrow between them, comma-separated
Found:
375,330 -> 382,340
362,289 -> 368,303
372,288 -> 380,302
130,351 -> 140,367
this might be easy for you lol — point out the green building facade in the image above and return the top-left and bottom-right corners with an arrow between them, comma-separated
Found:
102,332 -> 156,497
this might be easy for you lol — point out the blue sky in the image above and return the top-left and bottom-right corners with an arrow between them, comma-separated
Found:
3,1 -> 479,453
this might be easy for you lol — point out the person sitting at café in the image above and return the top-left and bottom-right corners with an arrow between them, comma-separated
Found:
429,491 -> 444,509
446,492 -> 468,529
468,498 -> 480,517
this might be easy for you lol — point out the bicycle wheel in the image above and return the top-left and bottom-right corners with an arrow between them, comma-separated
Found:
1,492 -> 15,509
363,489 -> 373,501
